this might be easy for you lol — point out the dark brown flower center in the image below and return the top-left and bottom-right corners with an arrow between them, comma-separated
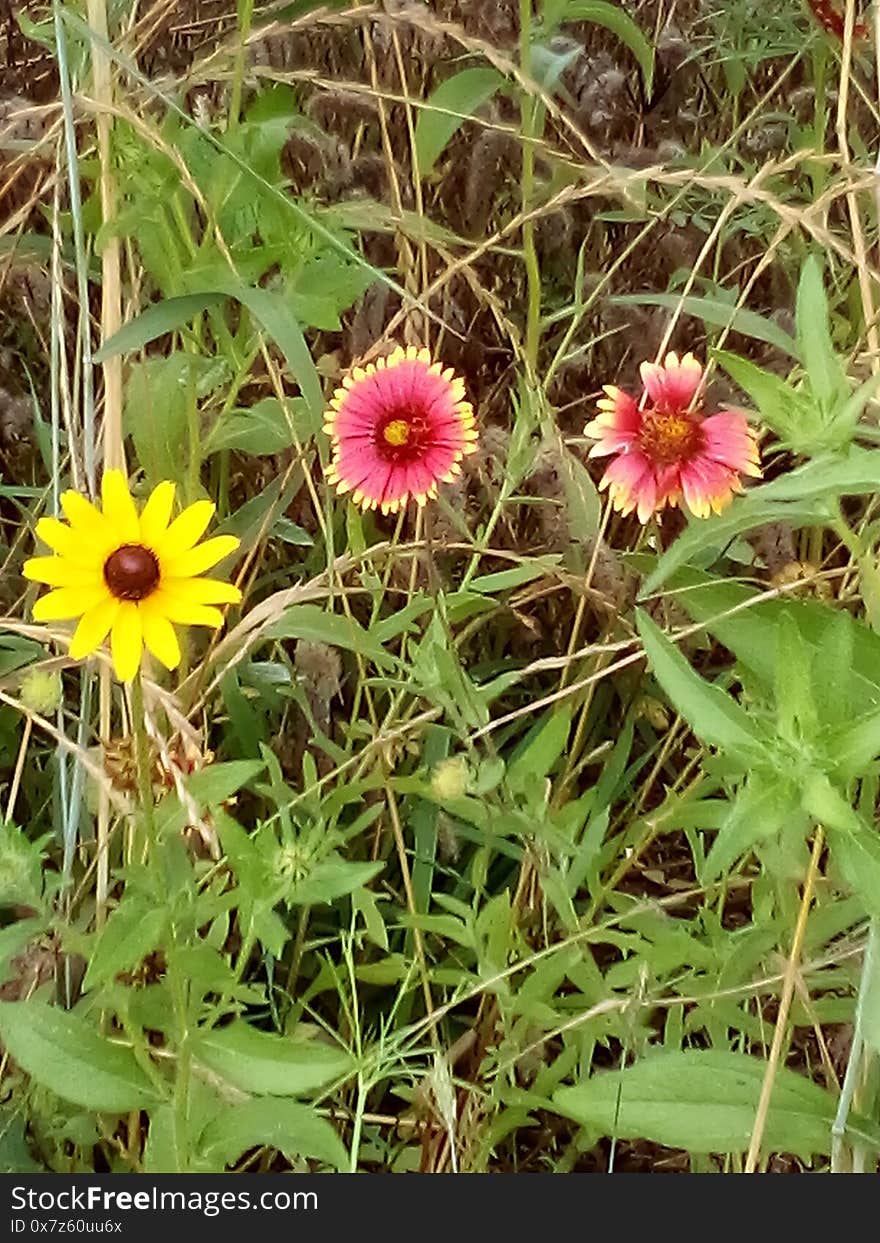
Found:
103,544 -> 160,602
375,409 -> 429,463
638,410 -> 703,467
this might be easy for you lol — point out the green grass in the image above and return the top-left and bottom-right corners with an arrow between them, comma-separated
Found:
0,0 -> 879,1174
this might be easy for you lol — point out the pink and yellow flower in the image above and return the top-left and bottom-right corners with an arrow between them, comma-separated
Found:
584,352 -> 761,523
324,345 -> 477,514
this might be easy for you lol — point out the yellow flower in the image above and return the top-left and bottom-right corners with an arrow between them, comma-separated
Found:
24,471 -> 241,682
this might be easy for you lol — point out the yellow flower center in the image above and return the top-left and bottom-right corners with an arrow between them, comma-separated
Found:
383,419 -> 411,447
639,411 -> 701,466
103,544 -> 161,602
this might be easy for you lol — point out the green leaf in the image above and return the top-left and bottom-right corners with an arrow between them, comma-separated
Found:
215,281 -> 324,435
543,1 -> 654,96
414,68 -> 504,176
264,604 -> 392,667
124,354 -> 219,490
635,609 -> 761,755
288,254 -> 375,332
756,447 -> 880,505
715,350 -> 807,439
186,760 -> 266,807
93,293 -> 225,361
506,704 -> 572,796
286,856 -> 383,906
199,1098 -> 347,1170
612,294 -> 798,358
558,439 -> 601,548
205,397 -> 313,456
859,932 -> 880,1055
661,570 -> 880,717
192,1022 -> 352,1097
639,500 -> 823,596
702,779 -> 793,884
0,999 -> 161,1112
796,255 -> 847,414
803,774 -> 880,918
553,1050 -> 838,1156
83,899 -> 167,991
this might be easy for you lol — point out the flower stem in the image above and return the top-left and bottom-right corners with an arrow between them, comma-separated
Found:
129,674 -> 155,859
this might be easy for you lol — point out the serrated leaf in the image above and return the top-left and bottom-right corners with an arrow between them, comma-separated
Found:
0,999 -> 160,1112
199,1098 -> 347,1170
635,609 -> 761,754
192,1022 -> 352,1097
553,1050 -> 838,1156
414,68 -> 504,176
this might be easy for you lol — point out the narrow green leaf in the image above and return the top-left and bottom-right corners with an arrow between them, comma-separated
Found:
715,350 -> 806,438
0,1000 -> 160,1112
506,704 -> 572,796
264,604 -> 392,666
702,780 -> 792,885
544,1 -> 654,96
414,68 -> 504,176
612,294 -> 798,358
796,255 -> 847,414
639,500 -> 824,596
553,1050 -> 839,1156
215,281 -> 324,434
193,1022 -> 352,1097
558,439 -> 601,547
93,293 -> 225,362
635,609 -> 761,755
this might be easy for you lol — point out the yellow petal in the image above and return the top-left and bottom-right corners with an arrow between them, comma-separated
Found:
69,596 -> 120,660
162,577 -> 241,607
139,481 -> 176,548
162,535 -> 240,579
110,602 -> 143,682
22,557 -> 101,589
149,588 -> 223,628
101,471 -> 140,542
34,517 -> 101,567
156,500 -> 215,560
60,490 -> 111,539
140,599 -> 181,670
33,584 -> 106,621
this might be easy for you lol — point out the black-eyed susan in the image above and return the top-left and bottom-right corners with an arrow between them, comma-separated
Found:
24,470 -> 241,682
324,345 -> 478,514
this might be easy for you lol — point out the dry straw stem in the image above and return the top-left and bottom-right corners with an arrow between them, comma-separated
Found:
835,0 -> 879,367
744,827 -> 826,1173
467,566 -> 846,744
